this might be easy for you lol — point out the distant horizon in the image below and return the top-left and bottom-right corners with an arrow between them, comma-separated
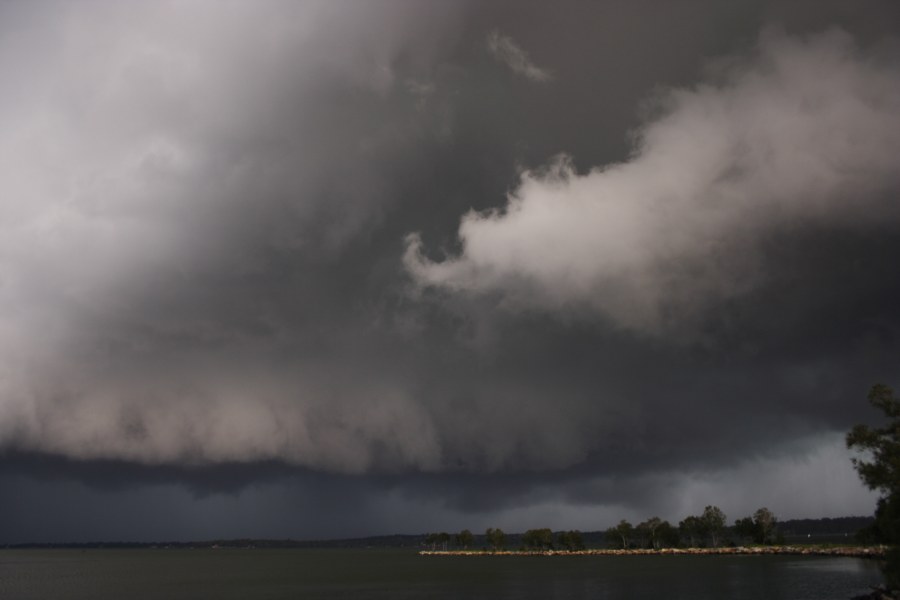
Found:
2,515 -> 876,548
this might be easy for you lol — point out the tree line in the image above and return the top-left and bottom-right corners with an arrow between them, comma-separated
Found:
424,506 -> 785,551
604,506 -> 782,549
424,527 -> 582,551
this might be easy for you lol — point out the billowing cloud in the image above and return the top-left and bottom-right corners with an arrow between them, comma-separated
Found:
486,29 -> 552,83
407,29 -> 900,334
1,0 -> 899,543
0,0 -> 463,472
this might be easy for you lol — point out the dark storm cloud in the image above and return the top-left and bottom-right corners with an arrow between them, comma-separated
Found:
486,30 -> 552,83
0,0 -> 466,471
1,0 -> 899,540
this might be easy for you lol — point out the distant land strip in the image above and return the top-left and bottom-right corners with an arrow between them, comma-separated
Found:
420,546 -> 887,559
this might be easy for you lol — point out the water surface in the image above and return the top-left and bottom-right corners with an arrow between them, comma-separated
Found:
0,548 -> 883,599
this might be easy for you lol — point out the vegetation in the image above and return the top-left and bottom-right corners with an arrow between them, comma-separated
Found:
635,517 -> 679,549
485,527 -> 506,550
655,521 -> 681,549
678,515 -> 703,547
636,517 -> 661,549
455,529 -> 474,549
847,383 -> 900,590
733,507 -> 781,545
753,507 -> 779,544
605,520 -> 634,549
701,505 -> 727,547
425,532 -> 451,551
556,530 -> 585,551
522,528 -> 554,550
417,505 -> 886,554
593,506 -> 784,550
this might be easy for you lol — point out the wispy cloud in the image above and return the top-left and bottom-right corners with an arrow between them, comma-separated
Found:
487,29 -> 552,82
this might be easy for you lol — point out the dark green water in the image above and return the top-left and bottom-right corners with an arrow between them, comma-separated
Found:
0,548 -> 884,599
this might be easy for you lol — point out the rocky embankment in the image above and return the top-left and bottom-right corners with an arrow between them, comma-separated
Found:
420,546 -> 886,558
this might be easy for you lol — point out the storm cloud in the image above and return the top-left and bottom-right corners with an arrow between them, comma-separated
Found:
0,0 -> 899,542
486,30 -> 552,83
406,28 -> 900,334
0,0 -> 463,472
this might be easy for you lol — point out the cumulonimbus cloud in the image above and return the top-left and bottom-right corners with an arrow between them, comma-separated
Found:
407,29 -> 900,333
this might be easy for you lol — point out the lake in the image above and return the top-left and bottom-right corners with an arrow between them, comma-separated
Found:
0,548 -> 884,599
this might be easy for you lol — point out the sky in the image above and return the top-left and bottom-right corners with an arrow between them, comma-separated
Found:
1,0 -> 899,544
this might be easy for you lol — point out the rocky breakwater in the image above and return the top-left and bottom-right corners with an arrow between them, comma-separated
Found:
419,546 -> 887,558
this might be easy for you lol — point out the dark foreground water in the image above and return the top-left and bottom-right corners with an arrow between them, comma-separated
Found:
0,548 -> 884,599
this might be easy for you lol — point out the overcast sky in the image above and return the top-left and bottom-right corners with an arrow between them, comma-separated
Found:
1,0 -> 899,543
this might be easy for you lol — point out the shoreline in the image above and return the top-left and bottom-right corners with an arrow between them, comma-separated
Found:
420,545 -> 887,559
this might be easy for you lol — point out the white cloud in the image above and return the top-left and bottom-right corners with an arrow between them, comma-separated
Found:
487,30 -> 552,83
408,29 -> 900,333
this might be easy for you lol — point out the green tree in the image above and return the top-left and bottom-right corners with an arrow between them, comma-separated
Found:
557,530 -> 585,551
701,505 -> 727,547
522,528 -> 554,550
637,517 -> 664,549
847,383 -> 900,589
656,521 -> 681,548
425,532 -> 451,550
436,532 -> 450,550
425,532 -> 439,550
605,520 -> 633,549
455,529 -> 474,549
752,507 -> 777,544
734,508 -> 778,544
485,527 -> 506,550
733,517 -> 756,544
679,515 -> 704,547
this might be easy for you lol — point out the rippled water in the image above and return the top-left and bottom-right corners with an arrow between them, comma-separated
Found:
0,548 -> 884,599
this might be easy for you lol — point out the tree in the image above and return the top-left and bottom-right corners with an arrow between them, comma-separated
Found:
426,532 -> 451,550
522,528 -> 554,550
701,505 -> 727,547
425,532 -> 439,550
637,517 -> 664,549
437,531 -> 450,552
734,508 -> 778,544
605,520 -> 633,549
752,507 -> 777,544
557,530 -> 585,551
847,383 -> 900,588
455,529 -> 474,549
733,517 -> 756,544
485,527 -> 506,550
679,515 -> 704,547
656,521 -> 681,548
